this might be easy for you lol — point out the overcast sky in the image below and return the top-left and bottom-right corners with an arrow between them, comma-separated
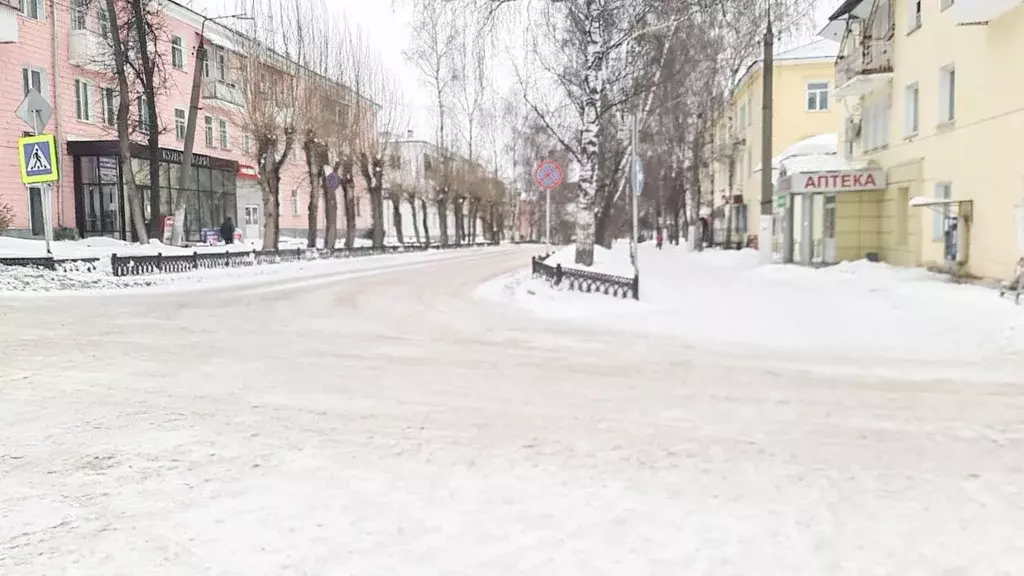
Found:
201,0 -> 840,149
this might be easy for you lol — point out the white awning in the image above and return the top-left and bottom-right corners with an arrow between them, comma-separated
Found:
909,197 -> 962,208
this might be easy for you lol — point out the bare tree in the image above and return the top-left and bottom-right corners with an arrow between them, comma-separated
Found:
404,0 -> 460,245
102,0 -> 148,242
234,0 -> 300,250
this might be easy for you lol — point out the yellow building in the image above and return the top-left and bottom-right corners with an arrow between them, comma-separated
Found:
710,39 -> 843,246
821,0 -> 1024,279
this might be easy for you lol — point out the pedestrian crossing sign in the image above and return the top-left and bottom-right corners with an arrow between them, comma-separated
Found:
18,134 -> 59,185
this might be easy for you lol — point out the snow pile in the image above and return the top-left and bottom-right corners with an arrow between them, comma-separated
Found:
0,244 -> 498,294
479,244 -> 1024,376
542,243 -> 636,278
0,236 -> 258,260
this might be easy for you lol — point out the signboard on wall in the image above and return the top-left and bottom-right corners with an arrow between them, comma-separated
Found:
788,170 -> 887,193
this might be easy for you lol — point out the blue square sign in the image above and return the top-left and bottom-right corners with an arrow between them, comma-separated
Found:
18,134 -> 59,184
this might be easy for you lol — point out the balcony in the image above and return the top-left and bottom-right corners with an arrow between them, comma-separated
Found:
0,0 -> 19,44
68,29 -> 112,71
834,36 -> 894,98
953,0 -> 1023,24
202,78 -> 245,108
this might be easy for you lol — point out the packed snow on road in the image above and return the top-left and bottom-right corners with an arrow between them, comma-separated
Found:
3,243 -> 1024,574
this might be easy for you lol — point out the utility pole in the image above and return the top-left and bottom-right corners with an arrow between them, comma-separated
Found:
758,4 -> 775,265
171,14 -> 249,246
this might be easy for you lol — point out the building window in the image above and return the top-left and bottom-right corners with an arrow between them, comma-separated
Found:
202,47 -> 211,78
806,82 -> 829,111
174,108 -> 187,140
939,65 -> 956,124
862,97 -> 892,151
204,115 -> 214,147
291,190 -> 300,216
218,119 -> 229,148
903,83 -> 919,136
22,67 -> 44,97
74,80 -> 92,121
217,52 -> 227,81
242,133 -> 251,154
70,0 -> 87,30
138,96 -> 151,133
22,0 -> 43,20
933,182 -> 952,241
908,0 -> 922,32
98,5 -> 110,39
101,87 -> 116,126
171,36 -> 185,70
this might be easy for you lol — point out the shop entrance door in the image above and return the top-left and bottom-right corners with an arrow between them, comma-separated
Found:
244,204 -> 260,241
823,194 -> 837,264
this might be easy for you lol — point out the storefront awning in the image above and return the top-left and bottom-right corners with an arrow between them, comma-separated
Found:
910,197 -> 974,220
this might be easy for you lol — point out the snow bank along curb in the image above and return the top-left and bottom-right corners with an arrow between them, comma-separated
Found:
107,241 -> 499,277
531,248 -> 638,300
0,255 -> 101,272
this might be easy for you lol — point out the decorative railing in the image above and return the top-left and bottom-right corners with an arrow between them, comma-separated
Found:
109,241 -> 499,277
531,255 -> 639,300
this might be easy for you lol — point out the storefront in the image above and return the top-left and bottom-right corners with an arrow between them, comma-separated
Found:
775,168 -> 888,265
236,163 -> 262,242
67,140 -> 239,242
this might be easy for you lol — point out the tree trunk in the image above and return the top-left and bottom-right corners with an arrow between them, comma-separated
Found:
420,197 -> 431,245
258,131 -> 294,250
437,194 -> 449,245
359,152 -> 385,247
341,156 -> 356,248
324,161 -> 339,251
129,0 -> 161,241
573,6 -> 604,266
408,195 -> 420,243
390,194 -> 404,244
106,0 -> 146,243
304,136 -> 321,249
453,197 -> 464,245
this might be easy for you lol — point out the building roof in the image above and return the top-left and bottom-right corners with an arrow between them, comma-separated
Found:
775,39 -> 840,61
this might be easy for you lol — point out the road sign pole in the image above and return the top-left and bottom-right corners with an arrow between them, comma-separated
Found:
631,111 -> 639,273
32,111 -> 53,255
545,188 -> 551,253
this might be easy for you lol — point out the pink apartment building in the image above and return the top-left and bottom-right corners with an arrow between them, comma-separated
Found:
0,0 -> 370,244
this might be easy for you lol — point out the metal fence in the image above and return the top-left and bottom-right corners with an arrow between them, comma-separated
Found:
0,256 -> 101,272
531,255 -> 639,300
110,241 -> 499,277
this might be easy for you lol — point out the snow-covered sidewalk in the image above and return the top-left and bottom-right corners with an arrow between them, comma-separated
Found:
479,243 -> 1024,377
1,242 -> 505,295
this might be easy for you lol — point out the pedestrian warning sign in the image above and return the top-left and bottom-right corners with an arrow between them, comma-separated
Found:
18,134 -> 59,185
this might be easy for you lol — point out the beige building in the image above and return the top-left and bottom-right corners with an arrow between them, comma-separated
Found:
819,0 -> 1024,279
710,39 -> 842,246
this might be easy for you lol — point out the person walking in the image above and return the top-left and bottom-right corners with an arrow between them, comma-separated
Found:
219,217 -> 235,245
656,229 -> 664,250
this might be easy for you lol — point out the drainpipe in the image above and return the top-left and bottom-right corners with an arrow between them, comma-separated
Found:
51,0 -> 65,227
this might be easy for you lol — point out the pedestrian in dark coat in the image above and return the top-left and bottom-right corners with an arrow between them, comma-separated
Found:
220,217 -> 235,244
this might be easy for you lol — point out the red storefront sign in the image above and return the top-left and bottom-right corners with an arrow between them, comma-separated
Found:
790,170 -> 886,193
238,164 -> 259,180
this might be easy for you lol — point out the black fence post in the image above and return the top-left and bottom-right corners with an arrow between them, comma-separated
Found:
633,274 -> 640,300
555,263 -> 563,286
156,252 -> 163,273
110,253 -> 118,277
192,251 -> 199,271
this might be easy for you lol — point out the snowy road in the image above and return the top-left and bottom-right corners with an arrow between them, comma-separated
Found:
2,246 -> 1024,574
